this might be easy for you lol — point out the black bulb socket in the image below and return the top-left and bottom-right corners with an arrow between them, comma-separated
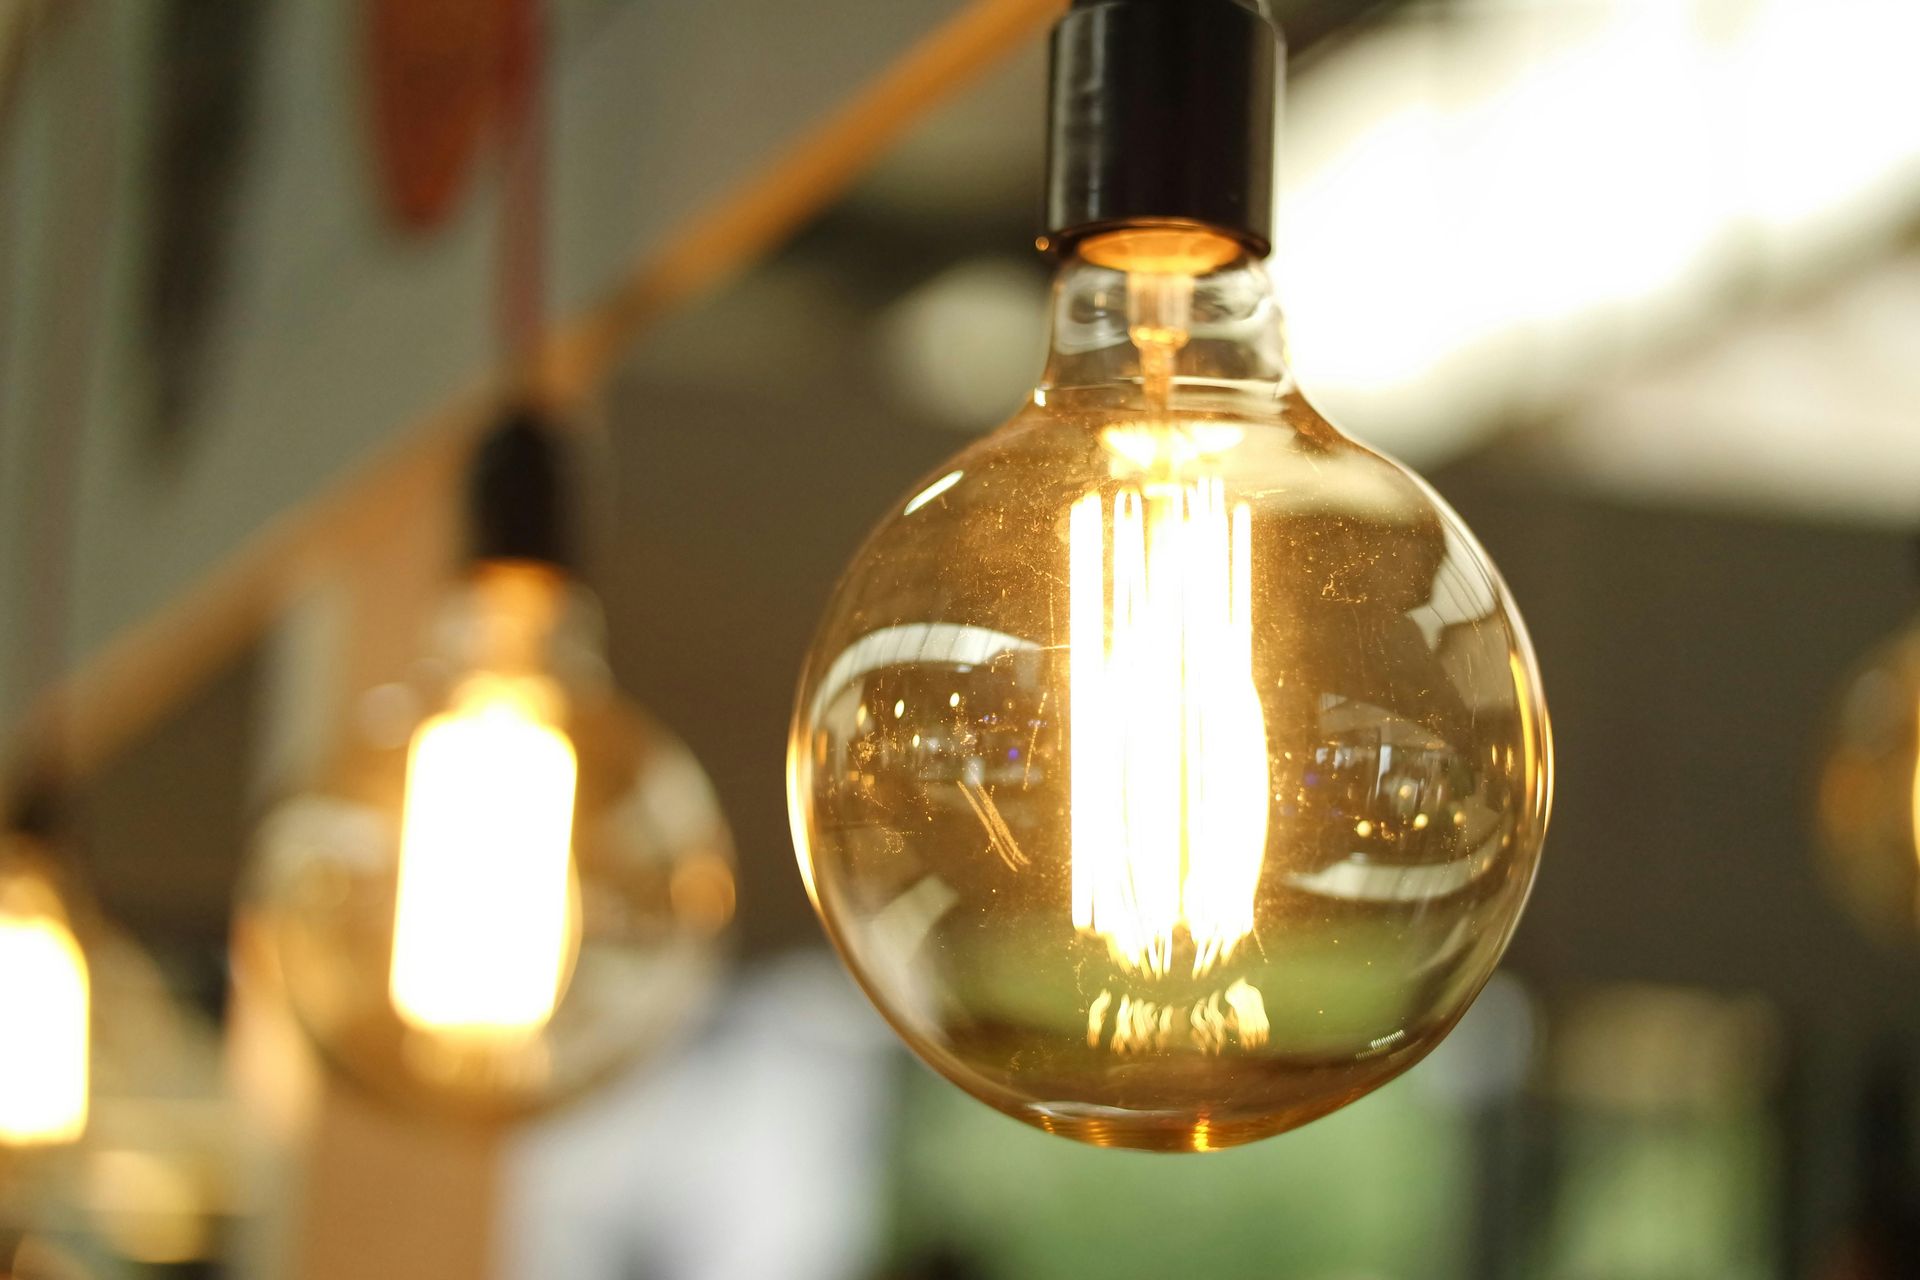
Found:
5,769 -> 65,843
467,405 -> 575,572
1043,0 -> 1283,258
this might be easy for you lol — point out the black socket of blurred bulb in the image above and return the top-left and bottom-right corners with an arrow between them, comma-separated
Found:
4,762 -> 68,843
1043,0 -> 1283,256
467,405 -> 575,572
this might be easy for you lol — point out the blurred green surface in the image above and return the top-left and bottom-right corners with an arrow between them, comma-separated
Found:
888,1055 -> 1473,1280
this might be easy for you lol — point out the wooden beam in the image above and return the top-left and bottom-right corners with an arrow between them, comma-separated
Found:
538,0 -> 1066,406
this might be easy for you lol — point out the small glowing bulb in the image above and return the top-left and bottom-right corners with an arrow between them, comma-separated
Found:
1910,689 -> 1919,878
390,674 -> 579,1039
1814,625 -> 1920,942
0,861 -> 88,1147
247,558 -> 736,1115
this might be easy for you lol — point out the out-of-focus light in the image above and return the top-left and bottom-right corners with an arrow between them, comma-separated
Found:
1817,622 -> 1920,942
0,852 -> 89,1148
86,1149 -> 210,1265
1279,0 -> 1920,464
879,258 -> 1048,433
248,514 -> 736,1115
1537,253 -> 1920,523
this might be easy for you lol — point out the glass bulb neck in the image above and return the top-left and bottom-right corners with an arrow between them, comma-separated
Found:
431,561 -> 610,694
0,837 -> 73,927
1037,227 -> 1293,406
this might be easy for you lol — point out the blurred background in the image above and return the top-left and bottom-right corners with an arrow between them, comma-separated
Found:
4,0 -> 1920,1276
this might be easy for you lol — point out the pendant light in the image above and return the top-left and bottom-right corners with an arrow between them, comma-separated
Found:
788,0 -> 1552,1151
244,0 -> 731,1114
246,408 -> 737,1114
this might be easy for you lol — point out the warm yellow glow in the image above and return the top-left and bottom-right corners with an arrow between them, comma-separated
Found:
390,675 -> 578,1038
1082,227 -> 1243,277
1070,475 -> 1268,979
0,899 -> 89,1146
1101,423 -> 1244,474
87,1149 -> 208,1264
1911,693 -> 1920,882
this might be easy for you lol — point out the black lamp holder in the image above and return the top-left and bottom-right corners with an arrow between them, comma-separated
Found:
1043,0 -> 1283,257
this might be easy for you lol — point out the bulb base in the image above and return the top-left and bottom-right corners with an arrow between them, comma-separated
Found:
1042,0 -> 1282,258
469,406 -> 574,571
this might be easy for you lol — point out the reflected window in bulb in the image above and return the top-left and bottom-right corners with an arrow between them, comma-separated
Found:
0,857 -> 88,1147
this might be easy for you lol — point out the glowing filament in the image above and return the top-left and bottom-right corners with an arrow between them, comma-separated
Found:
390,677 -> 578,1039
1069,479 -> 1268,978
0,907 -> 88,1145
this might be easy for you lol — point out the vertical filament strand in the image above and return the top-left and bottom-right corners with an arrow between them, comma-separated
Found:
1070,480 -> 1268,978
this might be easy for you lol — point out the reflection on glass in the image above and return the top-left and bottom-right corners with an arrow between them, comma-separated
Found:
791,229 -> 1551,1150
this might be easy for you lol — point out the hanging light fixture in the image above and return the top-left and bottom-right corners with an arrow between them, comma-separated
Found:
245,409 -> 736,1114
788,0 -> 1551,1151
243,0 -> 731,1115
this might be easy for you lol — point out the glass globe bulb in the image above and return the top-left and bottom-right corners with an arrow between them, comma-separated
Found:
1815,619 -> 1920,945
243,562 -> 736,1117
789,230 -> 1552,1150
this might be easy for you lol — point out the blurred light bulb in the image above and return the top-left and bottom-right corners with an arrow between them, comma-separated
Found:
0,841 -> 89,1147
246,562 -> 735,1114
1815,617 -> 1920,943
790,221 -> 1551,1150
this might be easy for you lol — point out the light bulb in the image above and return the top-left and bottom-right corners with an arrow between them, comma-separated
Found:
1815,618 -> 1920,944
245,561 -> 736,1115
791,208 -> 1550,1148
0,836 -> 89,1147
